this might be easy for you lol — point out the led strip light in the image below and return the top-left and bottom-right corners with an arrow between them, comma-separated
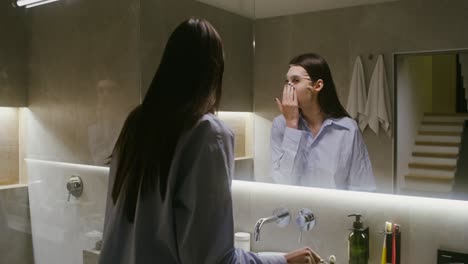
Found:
16,0 -> 60,8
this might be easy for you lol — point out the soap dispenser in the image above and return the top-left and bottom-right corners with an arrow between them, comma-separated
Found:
347,214 -> 369,264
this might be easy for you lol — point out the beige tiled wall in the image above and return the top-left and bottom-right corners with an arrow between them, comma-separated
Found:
0,108 -> 19,185
23,0 -> 254,168
217,112 -> 254,158
24,0 -> 141,166
0,1 -> 28,107
140,0 -> 254,112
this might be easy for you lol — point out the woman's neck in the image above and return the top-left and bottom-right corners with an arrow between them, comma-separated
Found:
301,103 -> 325,134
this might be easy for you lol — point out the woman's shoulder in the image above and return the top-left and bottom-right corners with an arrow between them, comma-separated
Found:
193,113 -> 234,140
177,113 -> 233,154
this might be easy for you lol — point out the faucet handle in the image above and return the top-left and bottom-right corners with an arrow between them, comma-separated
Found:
295,208 -> 315,243
296,208 -> 315,230
273,207 -> 291,227
66,175 -> 83,202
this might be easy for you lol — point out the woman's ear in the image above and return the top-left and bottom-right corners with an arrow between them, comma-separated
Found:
313,79 -> 324,92
308,79 -> 324,94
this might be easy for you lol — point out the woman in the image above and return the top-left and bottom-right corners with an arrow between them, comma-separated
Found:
272,53 -> 376,191
99,18 -> 321,264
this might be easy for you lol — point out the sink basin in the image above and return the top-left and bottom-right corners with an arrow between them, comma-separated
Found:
257,252 -> 286,256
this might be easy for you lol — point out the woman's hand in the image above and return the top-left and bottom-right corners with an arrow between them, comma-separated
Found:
284,247 -> 322,264
275,84 -> 300,129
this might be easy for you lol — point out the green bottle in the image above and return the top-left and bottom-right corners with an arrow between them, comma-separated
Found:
348,214 -> 369,264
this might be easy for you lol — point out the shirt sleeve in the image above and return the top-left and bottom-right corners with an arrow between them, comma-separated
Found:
270,118 -> 307,185
347,129 -> 376,192
174,121 -> 287,264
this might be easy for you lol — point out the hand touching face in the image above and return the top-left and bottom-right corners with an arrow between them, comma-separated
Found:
275,65 -> 313,128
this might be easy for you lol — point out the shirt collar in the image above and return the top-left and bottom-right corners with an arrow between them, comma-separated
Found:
327,117 -> 352,130
299,114 -> 351,131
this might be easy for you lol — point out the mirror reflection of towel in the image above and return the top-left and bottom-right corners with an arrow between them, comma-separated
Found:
346,56 -> 368,131
363,54 -> 392,137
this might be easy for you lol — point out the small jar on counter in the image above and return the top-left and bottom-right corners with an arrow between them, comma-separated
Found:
234,232 -> 251,252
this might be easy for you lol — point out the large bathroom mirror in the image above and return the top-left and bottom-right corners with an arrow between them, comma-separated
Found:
184,0 -> 468,200
4,0 -> 467,200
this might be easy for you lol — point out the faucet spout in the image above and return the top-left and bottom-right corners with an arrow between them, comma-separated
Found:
253,208 -> 290,242
254,216 -> 276,241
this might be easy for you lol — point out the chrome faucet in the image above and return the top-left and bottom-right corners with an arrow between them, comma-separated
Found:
253,207 -> 290,242
66,175 -> 83,202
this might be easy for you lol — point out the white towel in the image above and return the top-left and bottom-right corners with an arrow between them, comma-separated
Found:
363,54 -> 392,137
346,56 -> 368,131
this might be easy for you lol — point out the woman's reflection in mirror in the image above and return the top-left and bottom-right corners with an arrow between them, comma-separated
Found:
272,53 -> 376,191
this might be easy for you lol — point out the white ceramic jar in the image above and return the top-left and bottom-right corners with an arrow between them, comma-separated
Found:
234,232 -> 251,251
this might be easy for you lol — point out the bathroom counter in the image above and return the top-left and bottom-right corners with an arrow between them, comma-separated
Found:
83,249 -> 100,264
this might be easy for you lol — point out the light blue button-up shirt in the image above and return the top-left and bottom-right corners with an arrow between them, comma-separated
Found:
271,115 -> 376,191
99,113 -> 286,264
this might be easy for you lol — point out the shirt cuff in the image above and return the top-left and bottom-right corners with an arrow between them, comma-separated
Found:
258,254 -> 287,264
282,127 -> 304,153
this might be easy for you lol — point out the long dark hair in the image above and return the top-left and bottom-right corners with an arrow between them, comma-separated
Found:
289,53 -> 350,119
111,18 -> 224,222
